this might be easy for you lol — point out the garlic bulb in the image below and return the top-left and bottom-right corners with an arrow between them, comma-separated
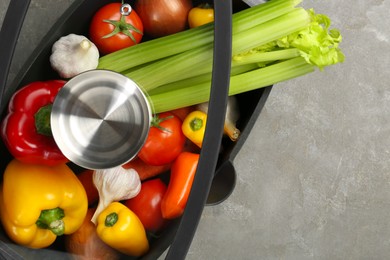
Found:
50,34 -> 99,78
91,166 -> 141,224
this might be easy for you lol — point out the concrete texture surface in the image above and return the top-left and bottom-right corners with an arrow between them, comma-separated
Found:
1,0 -> 390,259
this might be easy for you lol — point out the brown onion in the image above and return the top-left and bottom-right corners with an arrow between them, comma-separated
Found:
65,208 -> 120,260
134,0 -> 192,38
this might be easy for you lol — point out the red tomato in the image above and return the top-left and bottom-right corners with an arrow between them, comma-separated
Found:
138,112 -> 186,166
89,3 -> 143,54
77,170 -> 99,206
124,179 -> 168,232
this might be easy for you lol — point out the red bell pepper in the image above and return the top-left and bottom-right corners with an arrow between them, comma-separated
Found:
1,80 -> 68,166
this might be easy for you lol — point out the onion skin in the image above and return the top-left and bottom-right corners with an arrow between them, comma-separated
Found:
65,208 -> 120,260
134,0 -> 192,38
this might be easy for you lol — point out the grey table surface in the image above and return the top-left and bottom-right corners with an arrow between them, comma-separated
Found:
1,0 -> 389,259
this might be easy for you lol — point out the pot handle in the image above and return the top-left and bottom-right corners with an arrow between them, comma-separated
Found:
0,0 -> 31,107
165,1 -> 233,259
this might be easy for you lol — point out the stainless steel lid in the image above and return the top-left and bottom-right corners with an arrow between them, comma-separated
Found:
51,70 -> 151,169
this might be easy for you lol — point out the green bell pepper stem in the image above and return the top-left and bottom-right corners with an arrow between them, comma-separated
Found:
105,212 -> 119,227
36,207 -> 65,236
34,104 -> 53,136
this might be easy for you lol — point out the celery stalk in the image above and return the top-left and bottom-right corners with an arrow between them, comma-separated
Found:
97,0 -> 301,73
125,44 -> 213,92
124,8 -> 310,92
232,8 -> 310,55
148,57 -> 315,113
148,63 -> 258,96
232,48 -> 301,66
233,0 -> 302,33
97,23 -> 213,72
95,0 -> 344,115
228,57 -> 314,95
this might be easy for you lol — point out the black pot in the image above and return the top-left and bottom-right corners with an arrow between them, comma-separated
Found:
0,0 -> 271,259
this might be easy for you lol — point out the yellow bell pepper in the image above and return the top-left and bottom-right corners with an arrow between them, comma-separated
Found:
96,202 -> 149,257
0,159 -> 88,249
182,110 -> 207,148
188,3 -> 214,28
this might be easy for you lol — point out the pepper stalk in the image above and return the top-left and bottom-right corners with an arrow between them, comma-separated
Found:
36,207 -> 65,236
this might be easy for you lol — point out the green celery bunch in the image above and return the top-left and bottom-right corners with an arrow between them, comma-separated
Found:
96,0 -> 345,113
276,8 -> 344,69
148,8 -> 345,113
233,9 -> 344,69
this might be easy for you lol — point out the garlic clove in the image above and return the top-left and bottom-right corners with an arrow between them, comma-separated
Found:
91,166 -> 141,224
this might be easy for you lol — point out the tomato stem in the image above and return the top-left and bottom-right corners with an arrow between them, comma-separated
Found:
151,115 -> 174,133
198,3 -> 213,9
102,13 -> 143,43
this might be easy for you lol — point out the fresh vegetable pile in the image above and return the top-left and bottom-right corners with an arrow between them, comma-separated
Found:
0,0 -> 344,258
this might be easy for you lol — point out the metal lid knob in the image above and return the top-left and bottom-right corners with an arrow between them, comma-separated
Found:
51,70 -> 151,169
